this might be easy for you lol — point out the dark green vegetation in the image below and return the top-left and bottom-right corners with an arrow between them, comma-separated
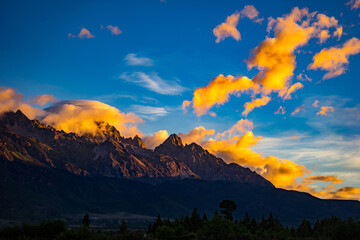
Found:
1,207 -> 360,240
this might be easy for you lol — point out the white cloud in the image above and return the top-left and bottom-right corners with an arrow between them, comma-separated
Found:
129,105 -> 168,120
95,94 -> 158,104
125,53 -> 153,66
119,72 -> 187,95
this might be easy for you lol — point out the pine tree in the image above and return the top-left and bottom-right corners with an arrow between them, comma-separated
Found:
202,213 -> 208,223
219,200 -> 237,221
190,208 -> 202,231
243,212 -> 250,228
82,213 -> 90,228
297,218 -> 312,237
120,220 -> 127,234
152,213 -> 163,233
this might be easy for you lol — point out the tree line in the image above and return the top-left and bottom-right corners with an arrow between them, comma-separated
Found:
1,200 -> 360,239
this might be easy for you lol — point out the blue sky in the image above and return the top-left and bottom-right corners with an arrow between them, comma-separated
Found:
1,0 -> 360,199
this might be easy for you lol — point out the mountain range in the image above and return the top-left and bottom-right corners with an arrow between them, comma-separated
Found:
1,110 -> 360,226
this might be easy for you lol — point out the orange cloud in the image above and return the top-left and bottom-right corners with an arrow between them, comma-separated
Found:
346,0 -> 360,10
274,106 -> 286,115
318,30 -> 331,43
30,94 -> 57,106
0,87 -> 24,114
142,130 -> 169,149
291,104 -> 305,115
313,14 -> 342,43
240,5 -> 264,23
175,121 -> 360,201
303,175 -> 343,184
169,122 -> 360,200
331,187 -> 360,199
177,120 -> 307,188
105,25 -> 122,35
312,100 -> 320,107
247,7 -> 316,93
315,13 -> 339,28
296,73 -> 312,82
281,82 -> 303,100
183,74 -> 257,116
182,100 -> 191,113
247,9 -> 341,93
213,12 -> 241,43
209,112 -> 217,117
186,8 -> 343,117
309,37 -> 360,79
0,87 -> 44,119
0,87 -> 145,138
216,119 -> 253,139
240,5 -> 259,19
242,96 -> 270,116
178,126 -> 215,145
333,26 -> 343,40
202,131 -> 307,187
77,28 -> 95,39
41,100 -> 142,137
306,185 -> 360,201
317,106 -> 334,115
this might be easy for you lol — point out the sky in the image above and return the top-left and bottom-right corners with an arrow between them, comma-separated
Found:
1,0 -> 360,200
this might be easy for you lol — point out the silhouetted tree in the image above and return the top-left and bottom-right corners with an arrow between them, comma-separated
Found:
152,213 -> 163,233
260,215 -> 266,230
119,220 -> 127,234
147,223 -> 153,233
268,212 -> 274,229
38,220 -> 66,239
297,218 -> 312,237
82,213 -> 90,228
156,225 -> 176,240
190,208 -> 202,231
202,213 -> 208,223
242,212 -> 250,228
184,215 -> 191,231
219,200 -> 237,221
250,218 -> 257,232
164,218 -> 172,226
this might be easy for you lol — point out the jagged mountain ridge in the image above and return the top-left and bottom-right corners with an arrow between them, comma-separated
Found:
0,110 -> 194,180
0,110 -> 273,187
155,134 -> 272,186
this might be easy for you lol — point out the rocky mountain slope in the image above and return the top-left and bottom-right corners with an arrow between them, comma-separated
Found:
155,134 -> 271,186
0,110 -> 272,186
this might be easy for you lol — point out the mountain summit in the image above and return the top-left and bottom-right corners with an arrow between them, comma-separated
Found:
155,135 -> 273,187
